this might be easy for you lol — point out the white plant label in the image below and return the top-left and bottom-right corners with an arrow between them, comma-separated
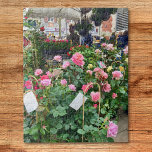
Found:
69,92 -> 87,111
23,91 -> 38,113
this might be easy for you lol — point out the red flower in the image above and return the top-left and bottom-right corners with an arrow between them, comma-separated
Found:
24,16 -> 28,19
40,75 -> 49,80
40,26 -> 45,31
67,52 -> 71,56
70,46 -> 74,51
86,45 -> 89,48
44,38 -> 50,42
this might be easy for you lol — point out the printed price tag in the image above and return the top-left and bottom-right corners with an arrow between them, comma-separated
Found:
23,91 -> 38,113
69,92 -> 87,111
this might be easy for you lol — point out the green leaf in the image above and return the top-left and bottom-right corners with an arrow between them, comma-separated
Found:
53,111 -> 59,117
65,124 -> 70,130
107,137 -> 114,142
119,87 -> 126,94
101,108 -> 106,114
111,80 -> 115,88
101,129 -> 107,135
56,123 -> 62,130
29,126 -> 38,135
83,125 -> 90,132
63,134 -> 69,140
50,128 -> 57,134
40,128 -> 45,135
77,129 -> 85,135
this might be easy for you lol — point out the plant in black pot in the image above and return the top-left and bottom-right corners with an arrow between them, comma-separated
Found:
75,18 -> 93,37
67,24 -> 79,45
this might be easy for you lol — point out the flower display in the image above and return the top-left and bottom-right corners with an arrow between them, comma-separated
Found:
34,69 -> 43,76
46,71 -> 52,77
62,61 -> 70,69
112,93 -> 117,99
90,92 -> 100,102
68,84 -> 76,91
45,38 -> 50,42
40,75 -> 49,80
71,52 -> 85,66
53,55 -> 62,62
41,79 -> 51,86
102,83 -> 111,93
25,80 -> 32,89
61,79 -> 67,86
107,121 -> 118,137
106,44 -> 114,50
102,43 -> 107,47
86,70 -> 93,76
93,104 -> 98,108
95,49 -> 101,53
82,82 -> 93,93
112,71 -> 123,80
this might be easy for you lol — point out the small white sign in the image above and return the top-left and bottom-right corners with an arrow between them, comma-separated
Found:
23,91 -> 38,113
69,92 -> 87,111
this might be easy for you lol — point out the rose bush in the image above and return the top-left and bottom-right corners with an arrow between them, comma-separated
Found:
24,41 -> 128,143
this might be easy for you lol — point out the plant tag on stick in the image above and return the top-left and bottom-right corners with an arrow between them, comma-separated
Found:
23,91 -> 38,113
69,92 -> 87,111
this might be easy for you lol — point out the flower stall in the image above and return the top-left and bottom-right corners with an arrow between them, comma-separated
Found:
23,8 -> 128,143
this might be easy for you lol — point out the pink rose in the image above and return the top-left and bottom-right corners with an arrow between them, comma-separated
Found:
86,70 -> 92,76
94,68 -> 108,80
107,121 -> 118,137
112,71 -> 123,80
66,40 -> 68,43
68,84 -> 76,91
46,71 -> 52,77
62,61 -> 70,69
93,104 -> 98,108
95,49 -> 101,53
112,93 -> 117,99
61,79 -> 67,86
106,44 -> 114,50
71,52 -> 85,66
25,80 -> 32,89
102,83 -> 111,93
53,55 -> 62,62
34,69 -> 43,76
41,79 -> 51,86
90,92 -> 100,102
93,67 -> 101,72
82,82 -> 93,93
40,75 -> 49,80
102,43 -> 107,47
123,46 -> 128,55
102,71 -> 108,79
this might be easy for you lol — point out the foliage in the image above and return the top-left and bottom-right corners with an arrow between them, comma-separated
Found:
24,42 -> 128,143
91,8 -> 117,26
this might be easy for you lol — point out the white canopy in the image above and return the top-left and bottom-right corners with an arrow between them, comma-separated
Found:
28,8 -> 82,21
